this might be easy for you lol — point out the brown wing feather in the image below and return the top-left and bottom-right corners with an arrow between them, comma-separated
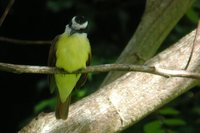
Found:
48,36 -> 59,93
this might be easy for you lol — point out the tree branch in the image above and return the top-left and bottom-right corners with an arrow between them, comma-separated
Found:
20,29 -> 200,133
1,62 -> 200,80
0,0 -> 15,27
0,36 -> 51,45
184,20 -> 200,69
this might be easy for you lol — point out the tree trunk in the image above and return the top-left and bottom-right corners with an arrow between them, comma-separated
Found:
101,0 -> 194,86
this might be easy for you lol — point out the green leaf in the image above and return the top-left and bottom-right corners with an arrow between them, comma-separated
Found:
34,97 -> 56,113
144,121 -> 164,133
47,0 -> 74,12
192,106 -> 200,115
185,8 -> 199,24
159,107 -> 180,115
88,73 -> 93,81
163,118 -> 186,126
76,89 -> 87,98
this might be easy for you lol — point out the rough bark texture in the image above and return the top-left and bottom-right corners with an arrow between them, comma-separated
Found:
101,0 -> 194,86
20,29 -> 200,133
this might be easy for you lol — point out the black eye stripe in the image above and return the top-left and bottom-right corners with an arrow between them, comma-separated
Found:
74,16 -> 86,24
70,28 -> 86,35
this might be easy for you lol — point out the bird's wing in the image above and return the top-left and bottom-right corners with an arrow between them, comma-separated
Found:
48,35 -> 59,93
75,52 -> 92,89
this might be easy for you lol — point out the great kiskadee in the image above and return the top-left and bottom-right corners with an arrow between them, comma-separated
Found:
48,16 -> 91,120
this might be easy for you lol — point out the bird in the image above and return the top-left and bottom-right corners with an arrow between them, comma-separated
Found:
48,16 -> 91,120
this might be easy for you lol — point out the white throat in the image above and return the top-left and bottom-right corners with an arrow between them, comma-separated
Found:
64,25 -> 71,35
64,24 -> 87,37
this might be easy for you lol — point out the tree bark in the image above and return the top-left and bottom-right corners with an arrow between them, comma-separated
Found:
101,0 -> 194,86
20,29 -> 200,133
2,62 -> 200,79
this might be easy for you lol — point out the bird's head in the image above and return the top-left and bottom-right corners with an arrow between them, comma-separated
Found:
65,16 -> 88,35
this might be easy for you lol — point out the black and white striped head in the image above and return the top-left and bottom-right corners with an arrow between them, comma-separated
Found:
65,16 -> 88,34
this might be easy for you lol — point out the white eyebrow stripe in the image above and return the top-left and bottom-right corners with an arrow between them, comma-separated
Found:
71,17 -> 88,30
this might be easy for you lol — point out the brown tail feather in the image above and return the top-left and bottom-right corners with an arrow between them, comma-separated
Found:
55,94 -> 71,120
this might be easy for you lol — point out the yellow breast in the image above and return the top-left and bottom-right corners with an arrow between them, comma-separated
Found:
55,33 -> 91,102
56,33 -> 90,71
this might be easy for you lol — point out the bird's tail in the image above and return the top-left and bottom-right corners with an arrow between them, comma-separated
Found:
55,94 -> 71,120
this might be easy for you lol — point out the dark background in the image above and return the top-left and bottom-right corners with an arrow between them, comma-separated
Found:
0,0 -> 200,132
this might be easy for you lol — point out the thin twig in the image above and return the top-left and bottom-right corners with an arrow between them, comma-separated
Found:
184,20 -> 200,69
0,0 -> 15,27
0,36 -> 51,45
0,62 -> 200,80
